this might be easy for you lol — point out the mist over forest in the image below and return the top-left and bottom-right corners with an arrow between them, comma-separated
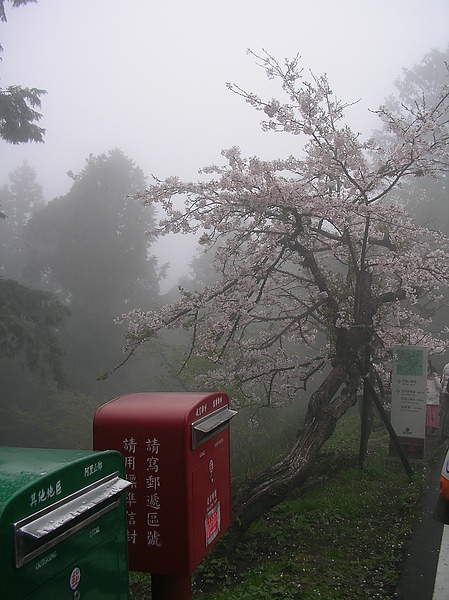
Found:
1,1 -> 449,487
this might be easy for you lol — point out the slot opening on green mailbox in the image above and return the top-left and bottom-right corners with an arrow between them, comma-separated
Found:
0,447 -> 130,600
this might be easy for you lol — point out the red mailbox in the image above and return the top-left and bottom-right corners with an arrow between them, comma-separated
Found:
93,392 -> 236,576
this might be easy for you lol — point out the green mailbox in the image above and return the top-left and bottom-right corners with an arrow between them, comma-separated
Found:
0,446 -> 130,599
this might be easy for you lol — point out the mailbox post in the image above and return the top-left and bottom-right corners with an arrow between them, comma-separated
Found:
93,392 -> 236,599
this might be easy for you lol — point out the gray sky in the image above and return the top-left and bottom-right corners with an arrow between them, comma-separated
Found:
1,0 -> 448,288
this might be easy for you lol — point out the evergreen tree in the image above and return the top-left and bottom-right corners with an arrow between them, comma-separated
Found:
383,46 -> 449,234
0,161 -> 44,277
382,47 -> 449,347
0,162 -> 68,393
0,0 -> 46,144
24,149 -> 161,396
0,278 -> 69,383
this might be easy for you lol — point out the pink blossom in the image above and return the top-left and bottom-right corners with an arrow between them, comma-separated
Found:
121,51 -> 449,407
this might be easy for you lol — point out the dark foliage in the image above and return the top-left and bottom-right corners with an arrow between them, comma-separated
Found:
0,277 -> 70,383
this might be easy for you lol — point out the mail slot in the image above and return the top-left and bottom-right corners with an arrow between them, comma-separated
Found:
0,446 -> 130,599
93,392 -> 236,575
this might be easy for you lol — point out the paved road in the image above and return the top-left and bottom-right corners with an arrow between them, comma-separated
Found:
395,445 -> 448,600
433,524 -> 449,599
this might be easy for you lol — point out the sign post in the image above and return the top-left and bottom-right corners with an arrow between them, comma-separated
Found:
390,345 -> 427,460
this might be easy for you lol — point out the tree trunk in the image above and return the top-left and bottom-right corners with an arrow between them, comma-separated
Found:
225,359 -> 358,552
223,245 -> 376,551
358,341 -> 373,468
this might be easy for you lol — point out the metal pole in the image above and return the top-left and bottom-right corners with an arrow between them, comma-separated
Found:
357,361 -> 413,478
358,341 -> 372,469
151,573 -> 192,600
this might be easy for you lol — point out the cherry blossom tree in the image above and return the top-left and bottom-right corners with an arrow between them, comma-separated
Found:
122,51 -> 449,547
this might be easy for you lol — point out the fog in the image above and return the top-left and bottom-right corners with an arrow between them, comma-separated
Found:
1,0 -> 448,288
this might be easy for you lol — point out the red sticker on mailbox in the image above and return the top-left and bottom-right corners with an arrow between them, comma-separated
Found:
69,567 -> 81,590
205,502 -> 221,546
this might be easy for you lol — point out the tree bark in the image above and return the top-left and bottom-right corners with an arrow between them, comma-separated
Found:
224,262 -> 375,551
222,224 -> 381,551
225,359 -> 359,552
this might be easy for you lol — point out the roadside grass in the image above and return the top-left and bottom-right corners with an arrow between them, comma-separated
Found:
191,414 -> 437,599
130,413 -> 443,599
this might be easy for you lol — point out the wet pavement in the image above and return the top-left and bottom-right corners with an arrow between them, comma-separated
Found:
395,443 -> 448,599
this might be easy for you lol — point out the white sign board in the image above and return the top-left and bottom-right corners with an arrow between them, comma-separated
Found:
390,345 -> 427,460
